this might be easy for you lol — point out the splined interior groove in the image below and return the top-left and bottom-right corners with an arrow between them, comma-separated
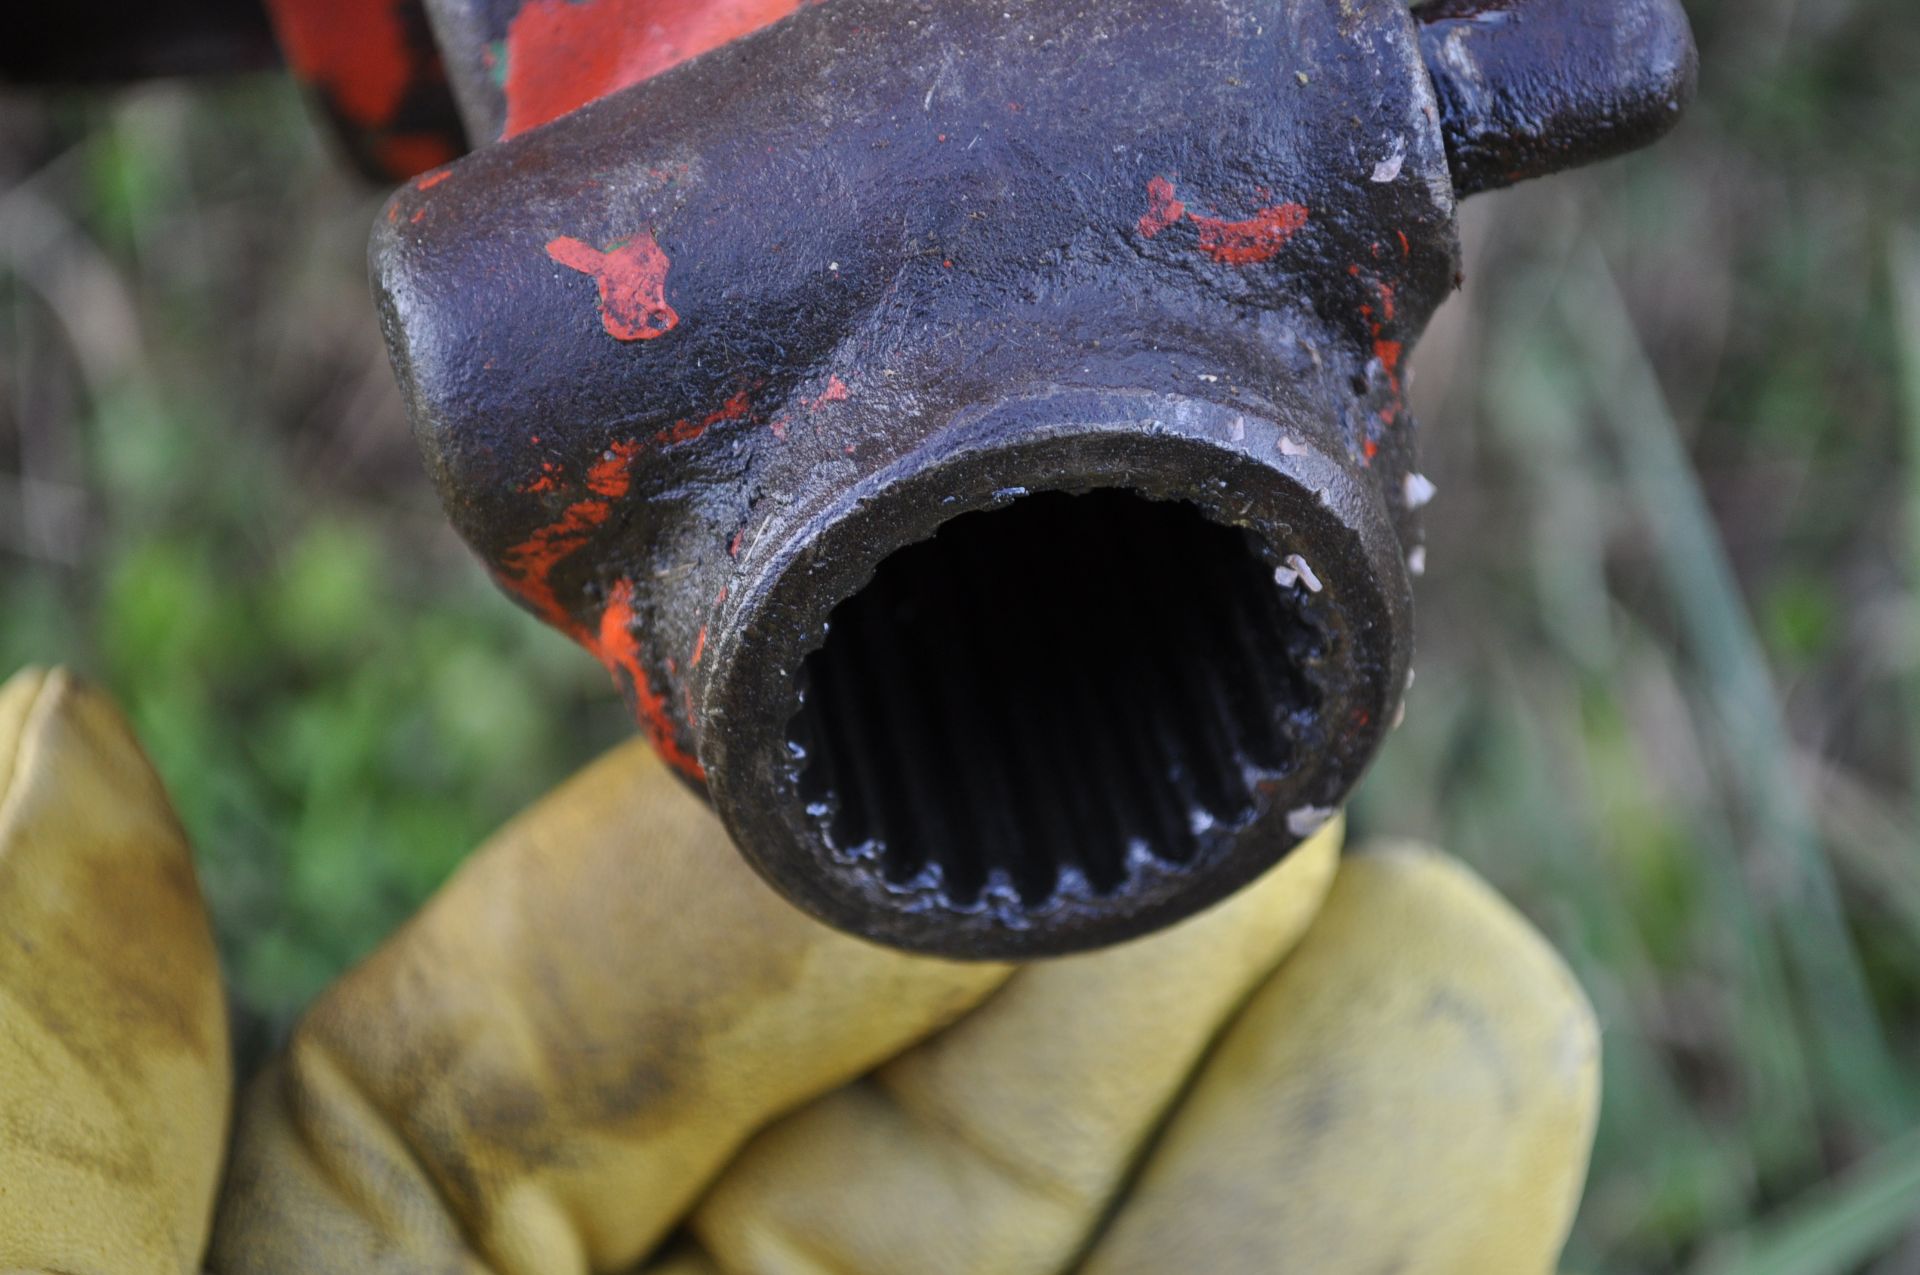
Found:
788,489 -> 1327,910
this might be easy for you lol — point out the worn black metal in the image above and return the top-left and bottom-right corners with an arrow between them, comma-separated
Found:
374,0 -> 1693,957
1416,0 -> 1698,196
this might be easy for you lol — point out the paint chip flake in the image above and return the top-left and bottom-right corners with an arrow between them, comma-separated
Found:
1372,137 -> 1407,184
1285,553 -> 1323,593
1287,806 -> 1336,837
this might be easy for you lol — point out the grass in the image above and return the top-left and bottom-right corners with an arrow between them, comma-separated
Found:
3,0 -> 1920,1268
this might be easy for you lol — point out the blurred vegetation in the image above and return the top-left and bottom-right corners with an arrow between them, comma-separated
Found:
0,82 -> 627,1023
1,0 -> 1918,1269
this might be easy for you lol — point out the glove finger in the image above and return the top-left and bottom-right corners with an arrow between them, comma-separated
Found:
639,1242 -> 724,1275
1081,843 -> 1601,1275
0,667 -> 231,1275
688,820 -> 1344,1275
209,738 -> 1012,1275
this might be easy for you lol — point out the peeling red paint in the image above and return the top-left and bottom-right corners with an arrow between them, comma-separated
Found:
502,0 -> 804,139
498,439 -> 640,618
659,389 -> 754,447
586,439 -> 644,495
1353,269 -> 1406,441
498,444 -> 703,781
497,387 -> 761,774
691,626 -> 708,667
770,374 -> 850,441
585,579 -> 706,778
1190,203 -> 1310,265
1139,175 -> 1308,264
548,232 -> 681,342
810,375 -> 850,409
1138,175 -> 1187,238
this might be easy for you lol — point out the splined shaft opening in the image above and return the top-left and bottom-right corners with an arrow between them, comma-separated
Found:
789,489 -> 1328,911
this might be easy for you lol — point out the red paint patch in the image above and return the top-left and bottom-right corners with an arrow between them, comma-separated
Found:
1352,269 -> 1407,444
810,375 -> 850,409
1137,175 -> 1187,238
416,168 -> 453,190
657,389 -> 754,447
585,580 -> 706,779
499,438 -> 706,781
548,233 -> 680,342
691,626 -> 708,667
492,381 -> 768,781
499,474 -> 627,628
1190,203 -> 1310,265
502,0 -> 804,139
377,134 -> 460,180
768,375 -> 850,441
265,0 -> 410,128
1139,176 -> 1307,265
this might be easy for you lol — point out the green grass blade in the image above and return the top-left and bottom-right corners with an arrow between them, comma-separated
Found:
1689,1128 -> 1920,1275
1891,227 -> 1920,862
1564,250 -> 1912,1133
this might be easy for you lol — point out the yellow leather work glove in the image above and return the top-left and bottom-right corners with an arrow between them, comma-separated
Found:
0,665 -> 1601,1275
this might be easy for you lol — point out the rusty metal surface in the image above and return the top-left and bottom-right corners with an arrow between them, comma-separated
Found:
375,0 -> 1695,958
